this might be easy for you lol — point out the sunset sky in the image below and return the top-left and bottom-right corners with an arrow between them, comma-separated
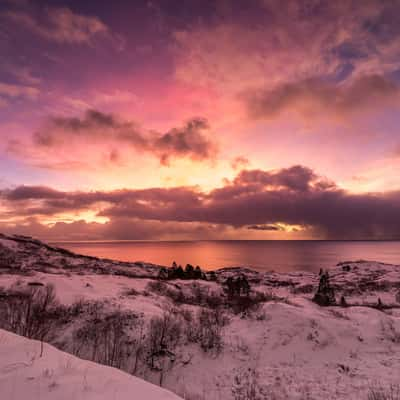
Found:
1,0 -> 400,240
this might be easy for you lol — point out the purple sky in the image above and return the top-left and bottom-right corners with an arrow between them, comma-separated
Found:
1,0 -> 400,240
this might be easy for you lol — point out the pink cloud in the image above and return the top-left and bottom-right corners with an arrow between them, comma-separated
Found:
2,5 -> 122,47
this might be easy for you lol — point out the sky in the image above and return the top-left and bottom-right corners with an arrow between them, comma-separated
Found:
1,0 -> 400,241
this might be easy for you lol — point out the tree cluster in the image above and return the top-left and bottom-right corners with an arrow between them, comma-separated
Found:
158,262 -> 206,280
223,275 -> 251,300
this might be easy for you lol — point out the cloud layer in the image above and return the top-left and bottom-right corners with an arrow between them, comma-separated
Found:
2,165 -> 400,240
244,74 -> 400,120
9,110 -> 217,168
174,0 -> 400,124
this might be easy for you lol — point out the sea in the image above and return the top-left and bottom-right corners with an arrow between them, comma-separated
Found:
50,240 -> 400,273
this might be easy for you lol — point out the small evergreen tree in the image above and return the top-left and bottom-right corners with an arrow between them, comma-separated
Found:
224,277 -> 236,299
312,270 -> 336,306
185,264 -> 194,279
175,265 -> 185,279
194,266 -> 203,280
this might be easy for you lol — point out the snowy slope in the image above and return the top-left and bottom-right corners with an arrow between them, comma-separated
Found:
1,233 -> 400,399
0,329 -> 182,400
0,233 -> 161,277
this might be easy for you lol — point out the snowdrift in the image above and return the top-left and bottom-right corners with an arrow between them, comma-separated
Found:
0,329 -> 182,400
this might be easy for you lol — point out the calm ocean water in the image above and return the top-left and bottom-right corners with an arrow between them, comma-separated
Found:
51,240 -> 400,273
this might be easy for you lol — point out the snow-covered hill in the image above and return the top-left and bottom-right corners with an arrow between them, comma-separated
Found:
0,329 -> 182,400
0,233 -> 400,399
0,233 -> 161,277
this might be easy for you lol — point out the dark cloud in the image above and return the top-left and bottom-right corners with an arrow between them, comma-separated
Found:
3,185 -> 64,201
247,224 -> 282,231
23,109 -> 217,166
33,109 -> 147,148
154,118 -> 216,165
3,165 -> 400,239
233,165 -> 336,192
244,74 -> 400,120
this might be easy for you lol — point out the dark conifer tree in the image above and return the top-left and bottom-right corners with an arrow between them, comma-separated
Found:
312,270 -> 336,306
176,265 -> 185,279
194,266 -> 202,279
185,264 -> 194,279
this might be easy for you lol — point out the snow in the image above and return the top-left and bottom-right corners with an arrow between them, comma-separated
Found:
1,233 -> 400,399
155,300 -> 400,399
0,329 -> 182,400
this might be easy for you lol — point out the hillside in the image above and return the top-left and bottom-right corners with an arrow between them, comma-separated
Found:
0,233 -> 400,399
0,329 -> 182,400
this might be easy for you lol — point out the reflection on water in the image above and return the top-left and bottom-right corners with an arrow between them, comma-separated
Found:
51,240 -> 400,273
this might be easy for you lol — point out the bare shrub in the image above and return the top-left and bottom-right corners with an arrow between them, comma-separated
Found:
292,284 -> 314,294
123,287 -> 139,296
181,309 -> 200,344
146,280 -> 167,295
165,287 -> 188,304
99,312 -> 131,368
367,384 -> 400,400
380,320 -> 400,344
196,308 -> 224,353
146,310 -> 182,370
184,307 -> 226,351
191,282 -> 205,304
67,298 -> 86,317
73,307 -> 139,369
0,284 -> 61,341
146,280 -> 186,304
232,368 -> 267,400
395,290 -> 400,304
128,317 -> 146,375
204,291 -> 224,308
147,279 -> 223,308
191,283 -> 223,308
229,291 -> 275,315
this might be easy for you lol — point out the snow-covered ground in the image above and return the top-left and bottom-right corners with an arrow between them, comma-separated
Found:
0,329 -> 182,400
0,233 -> 400,399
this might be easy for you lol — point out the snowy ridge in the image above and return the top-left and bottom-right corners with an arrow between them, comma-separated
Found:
0,328 -> 182,400
0,233 -> 161,277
